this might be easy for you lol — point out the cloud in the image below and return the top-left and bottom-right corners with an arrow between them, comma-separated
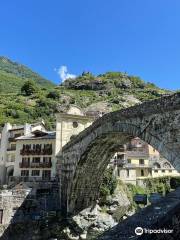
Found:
56,65 -> 76,82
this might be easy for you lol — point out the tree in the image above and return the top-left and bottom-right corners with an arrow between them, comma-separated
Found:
47,90 -> 60,99
21,80 -> 38,96
99,168 -> 117,203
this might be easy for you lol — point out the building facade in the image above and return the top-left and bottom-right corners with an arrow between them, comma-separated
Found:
0,122 -> 45,185
113,138 -> 179,185
13,130 -> 56,183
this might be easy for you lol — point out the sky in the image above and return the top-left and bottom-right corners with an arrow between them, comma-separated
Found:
0,0 -> 180,90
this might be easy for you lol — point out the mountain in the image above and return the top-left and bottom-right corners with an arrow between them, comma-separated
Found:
0,56 -> 55,93
0,57 -> 172,129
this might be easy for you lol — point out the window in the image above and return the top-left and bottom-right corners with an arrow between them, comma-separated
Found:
169,170 -> 172,173
14,133 -> 21,138
43,157 -> 51,163
127,159 -> 131,164
42,170 -> 51,180
22,157 -> 30,163
154,170 -> 158,173
126,169 -> 129,178
21,170 -> 29,176
11,155 -> 15,162
32,157 -> 40,163
11,144 -> 16,150
73,121 -> 78,128
0,210 -> 3,224
139,159 -> 144,165
162,170 -> 165,173
141,169 -> 144,176
32,170 -> 40,176
163,162 -> 171,168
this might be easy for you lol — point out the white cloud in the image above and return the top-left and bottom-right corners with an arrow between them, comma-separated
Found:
56,65 -> 76,82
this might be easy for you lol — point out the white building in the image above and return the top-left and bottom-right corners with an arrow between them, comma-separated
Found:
13,130 -> 56,183
112,138 -> 179,185
0,106 -> 94,187
0,122 -> 45,185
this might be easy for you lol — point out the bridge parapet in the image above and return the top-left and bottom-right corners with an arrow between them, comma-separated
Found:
98,187 -> 180,240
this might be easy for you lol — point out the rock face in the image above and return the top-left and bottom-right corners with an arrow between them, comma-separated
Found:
105,185 -> 131,221
60,93 -> 180,214
62,184 -> 132,239
72,204 -> 117,232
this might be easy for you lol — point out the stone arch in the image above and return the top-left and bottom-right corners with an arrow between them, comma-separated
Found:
60,93 -> 180,215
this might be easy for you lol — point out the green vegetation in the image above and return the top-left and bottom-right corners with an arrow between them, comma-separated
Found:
21,80 -> 40,96
0,56 -> 55,91
141,176 -> 171,195
0,56 -> 173,130
99,168 -> 117,203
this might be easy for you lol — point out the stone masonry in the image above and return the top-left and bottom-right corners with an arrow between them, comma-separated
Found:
58,93 -> 180,215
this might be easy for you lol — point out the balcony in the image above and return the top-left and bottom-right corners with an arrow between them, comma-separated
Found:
122,163 -> 151,169
19,162 -> 52,168
20,149 -> 52,156
8,137 -> 16,142
7,147 -> 16,151
19,162 -> 30,168
30,162 -> 52,168
9,176 -> 56,183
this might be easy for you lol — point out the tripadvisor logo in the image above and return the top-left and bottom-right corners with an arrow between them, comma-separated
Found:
135,227 -> 143,235
135,227 -> 173,235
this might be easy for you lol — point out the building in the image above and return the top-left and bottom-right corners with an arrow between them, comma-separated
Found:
113,138 -> 179,185
0,105 -> 94,187
12,129 -> 56,183
55,105 -> 94,155
0,122 -> 45,185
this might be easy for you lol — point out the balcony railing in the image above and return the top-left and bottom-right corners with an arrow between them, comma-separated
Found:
9,176 -> 56,183
19,162 -> 30,168
121,163 -> 151,168
20,149 -> 52,155
30,162 -> 52,168
8,137 -> 16,142
7,147 -> 16,151
19,162 -> 52,168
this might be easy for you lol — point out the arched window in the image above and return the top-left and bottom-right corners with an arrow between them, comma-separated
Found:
73,121 -> 78,128
153,162 -> 161,169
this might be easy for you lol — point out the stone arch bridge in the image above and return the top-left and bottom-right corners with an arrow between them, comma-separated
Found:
59,93 -> 180,215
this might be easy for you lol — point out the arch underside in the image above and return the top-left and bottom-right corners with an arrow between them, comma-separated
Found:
62,109 -> 180,214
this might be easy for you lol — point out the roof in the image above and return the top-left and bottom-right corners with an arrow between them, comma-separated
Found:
12,182 -> 31,190
8,121 -> 45,132
16,130 -> 56,140
9,126 -> 24,131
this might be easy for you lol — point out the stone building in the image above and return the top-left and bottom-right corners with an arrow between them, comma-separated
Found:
113,138 -> 179,185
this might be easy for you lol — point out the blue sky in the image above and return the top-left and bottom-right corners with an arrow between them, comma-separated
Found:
0,0 -> 180,90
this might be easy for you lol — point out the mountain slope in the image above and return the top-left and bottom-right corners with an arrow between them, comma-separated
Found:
0,56 -> 55,93
0,58 -> 173,129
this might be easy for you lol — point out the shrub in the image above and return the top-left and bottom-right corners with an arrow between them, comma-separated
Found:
21,80 -> 39,96
47,90 -> 60,99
